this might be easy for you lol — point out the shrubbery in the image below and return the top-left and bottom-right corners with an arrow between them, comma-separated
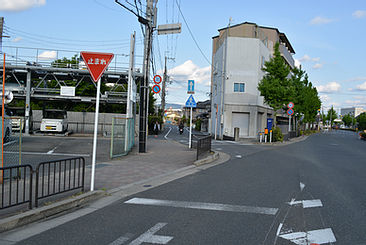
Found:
272,126 -> 283,142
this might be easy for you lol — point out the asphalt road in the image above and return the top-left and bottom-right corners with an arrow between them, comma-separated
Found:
2,130 -> 366,244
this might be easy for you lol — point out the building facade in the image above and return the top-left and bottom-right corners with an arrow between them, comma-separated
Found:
210,22 -> 295,139
340,107 -> 366,118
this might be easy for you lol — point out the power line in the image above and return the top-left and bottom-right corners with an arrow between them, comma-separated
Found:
175,0 -> 211,66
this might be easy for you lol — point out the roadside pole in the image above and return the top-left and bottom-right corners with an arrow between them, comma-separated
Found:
90,78 -> 101,191
1,53 -> 5,183
288,115 -> 291,132
189,106 -> 192,148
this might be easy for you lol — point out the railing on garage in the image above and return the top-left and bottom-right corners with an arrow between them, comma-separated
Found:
35,157 -> 85,207
0,165 -> 33,209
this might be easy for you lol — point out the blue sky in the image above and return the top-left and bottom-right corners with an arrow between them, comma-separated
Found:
1,0 -> 366,112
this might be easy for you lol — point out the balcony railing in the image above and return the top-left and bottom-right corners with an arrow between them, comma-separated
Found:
279,44 -> 295,68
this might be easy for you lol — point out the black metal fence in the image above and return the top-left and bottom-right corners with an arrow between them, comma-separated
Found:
35,157 -> 85,207
191,134 -> 212,160
0,165 -> 33,209
0,157 -> 85,210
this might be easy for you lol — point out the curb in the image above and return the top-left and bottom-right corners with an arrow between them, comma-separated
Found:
0,190 -> 105,233
194,151 -> 220,166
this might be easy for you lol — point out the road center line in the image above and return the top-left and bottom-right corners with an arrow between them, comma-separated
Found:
287,199 -> 323,208
125,198 -> 278,215
128,223 -> 173,245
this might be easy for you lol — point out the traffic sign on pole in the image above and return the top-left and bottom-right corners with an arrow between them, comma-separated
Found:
80,51 -> 114,192
152,84 -> 161,94
185,94 -> 196,108
80,52 -> 114,82
287,102 -> 294,109
287,108 -> 294,116
187,80 -> 195,94
153,75 -> 162,84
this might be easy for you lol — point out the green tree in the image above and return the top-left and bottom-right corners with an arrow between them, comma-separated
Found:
51,54 -> 79,68
326,106 -> 338,126
342,114 -> 353,127
357,112 -> 366,130
258,42 -> 292,112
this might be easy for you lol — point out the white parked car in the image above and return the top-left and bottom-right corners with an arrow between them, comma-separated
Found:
40,109 -> 68,133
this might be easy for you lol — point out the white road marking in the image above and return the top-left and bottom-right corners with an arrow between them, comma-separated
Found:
47,146 -> 58,154
125,197 -> 278,215
235,155 -> 242,158
108,233 -> 133,245
279,228 -> 336,244
287,199 -> 323,208
128,223 -> 173,245
215,148 -> 222,151
164,127 -> 172,139
276,223 -> 283,237
4,151 -> 90,157
300,182 -> 305,191
3,140 -> 17,146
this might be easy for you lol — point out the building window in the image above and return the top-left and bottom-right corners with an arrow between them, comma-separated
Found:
261,56 -> 265,68
234,83 -> 245,92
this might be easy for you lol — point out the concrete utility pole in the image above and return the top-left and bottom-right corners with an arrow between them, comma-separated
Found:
0,17 -> 10,54
161,56 -> 167,120
139,0 -> 157,153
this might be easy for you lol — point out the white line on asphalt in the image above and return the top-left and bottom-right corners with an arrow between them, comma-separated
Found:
235,155 -> 242,158
128,223 -> 173,245
279,228 -> 336,244
125,198 -> 278,215
3,140 -> 17,146
275,223 -> 283,237
4,151 -> 90,157
47,146 -> 58,154
164,127 -> 172,139
287,199 -> 323,208
300,182 -> 305,192
108,233 -> 133,245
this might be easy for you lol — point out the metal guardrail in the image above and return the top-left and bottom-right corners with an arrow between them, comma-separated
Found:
35,157 -> 85,207
0,157 -> 85,210
0,165 -> 33,209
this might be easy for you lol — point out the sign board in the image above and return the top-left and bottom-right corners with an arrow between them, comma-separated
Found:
152,84 -> 161,94
158,23 -> 182,35
267,118 -> 274,131
153,75 -> 162,84
187,80 -> 195,94
287,108 -> 294,116
80,51 -> 114,82
185,94 -> 196,108
60,86 -> 75,97
287,102 -> 294,109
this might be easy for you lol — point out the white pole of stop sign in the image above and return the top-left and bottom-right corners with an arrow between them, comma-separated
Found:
91,78 -> 101,191
189,106 -> 192,148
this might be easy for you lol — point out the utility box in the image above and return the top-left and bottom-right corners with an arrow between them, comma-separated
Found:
234,127 -> 240,141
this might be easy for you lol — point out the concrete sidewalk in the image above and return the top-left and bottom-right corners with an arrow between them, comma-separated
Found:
85,137 -> 197,191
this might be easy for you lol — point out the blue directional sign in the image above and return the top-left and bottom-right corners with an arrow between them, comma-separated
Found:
187,80 -> 195,94
267,118 -> 274,131
287,108 -> 294,116
185,95 -> 197,108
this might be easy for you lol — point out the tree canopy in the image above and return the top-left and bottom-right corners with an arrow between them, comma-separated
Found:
342,114 -> 353,127
326,106 -> 338,125
258,42 -> 321,124
357,112 -> 366,130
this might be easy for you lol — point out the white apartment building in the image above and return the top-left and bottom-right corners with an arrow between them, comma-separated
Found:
340,107 -> 366,118
210,22 -> 295,139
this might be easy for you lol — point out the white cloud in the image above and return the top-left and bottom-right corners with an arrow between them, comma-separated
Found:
168,60 -> 211,85
11,37 -> 22,42
313,63 -> 323,69
0,0 -> 46,11
294,59 -> 301,68
352,10 -> 366,19
312,57 -> 320,62
310,16 -> 335,25
299,54 -> 311,62
38,50 -> 57,60
356,82 -> 366,91
317,82 -> 341,93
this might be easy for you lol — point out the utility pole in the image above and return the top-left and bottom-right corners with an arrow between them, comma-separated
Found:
139,0 -> 156,153
161,56 -> 167,121
0,17 -> 10,54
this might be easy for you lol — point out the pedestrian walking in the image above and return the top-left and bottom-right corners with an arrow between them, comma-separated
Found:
154,121 -> 160,137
